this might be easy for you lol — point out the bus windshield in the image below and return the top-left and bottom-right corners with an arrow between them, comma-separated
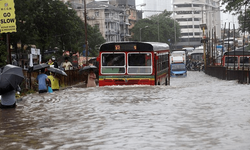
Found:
128,53 -> 152,74
171,64 -> 186,71
101,53 -> 125,74
191,53 -> 203,61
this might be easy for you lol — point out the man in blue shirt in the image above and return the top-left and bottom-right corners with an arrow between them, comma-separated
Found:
36,68 -> 49,93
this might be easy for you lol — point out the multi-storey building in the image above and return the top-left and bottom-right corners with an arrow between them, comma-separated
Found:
86,1 -> 129,41
108,0 -> 139,40
173,0 -> 221,49
62,0 -> 139,42
141,0 -> 172,18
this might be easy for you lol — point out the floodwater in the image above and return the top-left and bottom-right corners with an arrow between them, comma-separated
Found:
1,71 -> 250,150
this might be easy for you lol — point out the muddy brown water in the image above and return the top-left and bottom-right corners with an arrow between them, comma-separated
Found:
1,72 -> 250,150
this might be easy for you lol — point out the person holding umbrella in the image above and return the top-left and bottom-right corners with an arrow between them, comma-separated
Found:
87,68 -> 96,87
0,64 -> 24,108
79,65 -> 97,87
0,86 -> 21,108
36,68 -> 49,94
48,72 -> 60,91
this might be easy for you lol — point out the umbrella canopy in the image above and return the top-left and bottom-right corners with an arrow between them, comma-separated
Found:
47,67 -> 67,76
79,65 -> 98,74
0,64 -> 24,95
33,63 -> 49,71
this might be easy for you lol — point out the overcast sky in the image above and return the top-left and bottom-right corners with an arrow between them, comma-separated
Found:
135,0 -> 239,29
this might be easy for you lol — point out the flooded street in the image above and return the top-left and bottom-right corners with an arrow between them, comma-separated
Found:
1,71 -> 250,150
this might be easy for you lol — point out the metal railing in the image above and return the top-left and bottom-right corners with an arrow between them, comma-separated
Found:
20,69 -> 88,92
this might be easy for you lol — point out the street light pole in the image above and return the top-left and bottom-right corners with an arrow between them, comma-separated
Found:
140,28 -> 142,41
187,18 -> 190,46
140,26 -> 148,42
174,14 -> 176,48
158,14 -> 159,42
136,3 -> 146,19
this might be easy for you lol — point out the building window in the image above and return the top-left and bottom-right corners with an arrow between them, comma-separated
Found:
195,32 -> 201,36
111,23 -> 114,29
95,11 -> 99,17
105,13 -> 109,18
194,25 -> 200,28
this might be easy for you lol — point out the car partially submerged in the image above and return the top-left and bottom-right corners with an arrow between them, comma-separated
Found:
170,63 -> 187,77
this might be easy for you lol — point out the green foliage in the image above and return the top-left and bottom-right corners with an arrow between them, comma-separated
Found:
0,40 -> 7,67
88,26 -> 106,57
221,0 -> 250,32
131,10 -> 181,45
3,0 -> 105,63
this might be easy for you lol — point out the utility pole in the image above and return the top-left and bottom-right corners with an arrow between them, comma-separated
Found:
124,9 -> 126,41
84,0 -> 88,65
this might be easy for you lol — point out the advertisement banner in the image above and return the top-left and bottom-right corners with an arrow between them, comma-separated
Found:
0,0 -> 16,33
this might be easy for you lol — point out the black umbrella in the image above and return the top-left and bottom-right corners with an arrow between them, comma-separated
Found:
0,64 -> 24,95
47,67 -> 67,76
33,63 -> 49,71
79,65 -> 98,74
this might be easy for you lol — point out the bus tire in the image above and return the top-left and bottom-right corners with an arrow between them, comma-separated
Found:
165,77 -> 168,86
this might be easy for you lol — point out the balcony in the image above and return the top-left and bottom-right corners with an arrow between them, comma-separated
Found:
105,17 -> 119,23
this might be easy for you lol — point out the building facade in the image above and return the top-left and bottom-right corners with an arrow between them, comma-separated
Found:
173,0 -> 221,49
62,0 -> 140,42
86,1 -> 130,42
107,0 -> 139,41
141,0 -> 172,18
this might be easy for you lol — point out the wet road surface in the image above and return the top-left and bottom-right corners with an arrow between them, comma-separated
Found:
1,71 -> 250,150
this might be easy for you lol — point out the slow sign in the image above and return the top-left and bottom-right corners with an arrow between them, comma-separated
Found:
0,0 -> 16,33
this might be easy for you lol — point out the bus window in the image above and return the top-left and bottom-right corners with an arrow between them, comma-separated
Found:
161,53 -> 169,70
240,57 -> 250,67
128,53 -> 152,74
225,57 -> 238,63
101,53 -> 125,74
225,56 -> 238,67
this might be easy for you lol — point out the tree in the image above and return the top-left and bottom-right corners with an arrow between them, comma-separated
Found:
0,40 -> 7,67
87,26 -> 106,57
131,10 -> 181,45
221,0 -> 250,32
0,0 -> 105,65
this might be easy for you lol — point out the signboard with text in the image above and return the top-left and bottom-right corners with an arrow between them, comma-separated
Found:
31,48 -> 40,55
0,0 -> 16,33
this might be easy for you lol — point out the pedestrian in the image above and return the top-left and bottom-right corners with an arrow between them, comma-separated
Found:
87,69 -> 96,87
61,57 -> 72,71
51,56 -> 58,68
47,58 -> 53,66
12,56 -> 18,66
36,68 -> 49,94
0,86 -> 21,109
48,72 -> 60,91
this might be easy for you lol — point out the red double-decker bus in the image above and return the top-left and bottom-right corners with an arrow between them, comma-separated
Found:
96,42 -> 170,86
